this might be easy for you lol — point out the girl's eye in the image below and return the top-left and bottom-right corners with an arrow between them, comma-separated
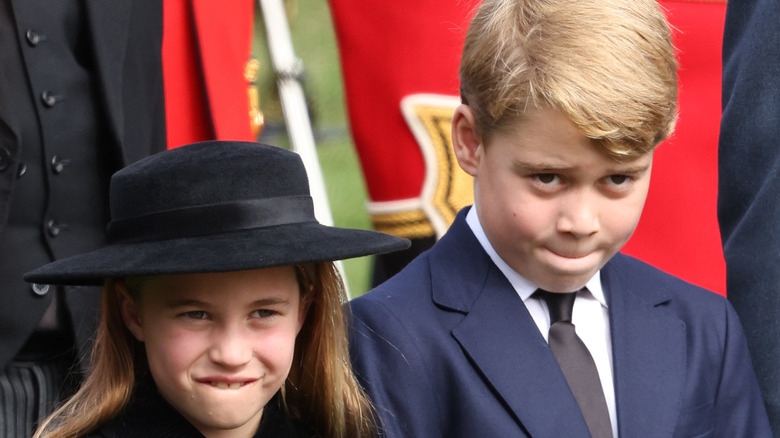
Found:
251,309 -> 277,318
184,311 -> 209,320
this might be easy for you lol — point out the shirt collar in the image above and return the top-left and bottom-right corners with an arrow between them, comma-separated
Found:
465,207 -> 607,308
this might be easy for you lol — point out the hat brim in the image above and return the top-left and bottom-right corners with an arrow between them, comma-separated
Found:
24,223 -> 410,286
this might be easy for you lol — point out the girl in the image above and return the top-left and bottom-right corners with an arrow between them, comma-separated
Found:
26,141 -> 409,438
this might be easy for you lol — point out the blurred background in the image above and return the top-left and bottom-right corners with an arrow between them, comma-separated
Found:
251,0 -> 375,296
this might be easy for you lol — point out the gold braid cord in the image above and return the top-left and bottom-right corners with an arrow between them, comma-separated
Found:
369,94 -> 474,240
245,58 -> 265,138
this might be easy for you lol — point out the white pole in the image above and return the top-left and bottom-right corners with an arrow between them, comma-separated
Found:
258,0 -> 352,297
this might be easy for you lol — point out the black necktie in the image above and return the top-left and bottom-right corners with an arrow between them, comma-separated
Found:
538,290 -> 612,438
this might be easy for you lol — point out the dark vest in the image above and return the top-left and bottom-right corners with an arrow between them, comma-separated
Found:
0,0 -> 113,364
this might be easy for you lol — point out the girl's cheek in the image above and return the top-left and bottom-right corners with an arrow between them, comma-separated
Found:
148,327 -> 205,368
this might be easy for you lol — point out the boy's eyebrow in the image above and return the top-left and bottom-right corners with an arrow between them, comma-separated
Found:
513,159 -> 571,171
605,162 -> 652,174
513,159 -> 651,174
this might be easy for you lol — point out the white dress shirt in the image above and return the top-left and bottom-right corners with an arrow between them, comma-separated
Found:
466,208 -> 618,437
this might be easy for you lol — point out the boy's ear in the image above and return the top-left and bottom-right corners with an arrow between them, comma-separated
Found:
116,281 -> 145,342
452,104 -> 483,176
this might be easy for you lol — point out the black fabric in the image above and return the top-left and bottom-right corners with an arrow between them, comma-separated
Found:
89,380 -> 316,438
0,1 -> 164,435
107,197 -> 316,244
719,0 -> 780,432
0,0 -> 165,372
25,141 -> 410,286
538,290 -> 612,438
371,236 -> 436,287
0,356 -> 78,437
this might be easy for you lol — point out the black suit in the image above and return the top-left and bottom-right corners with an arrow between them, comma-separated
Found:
0,1 -> 165,432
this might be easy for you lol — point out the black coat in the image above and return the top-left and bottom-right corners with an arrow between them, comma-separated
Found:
88,380 -> 316,438
0,0 -> 166,369
719,0 -> 780,433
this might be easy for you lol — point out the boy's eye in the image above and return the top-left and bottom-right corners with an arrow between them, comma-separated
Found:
535,174 -> 559,184
184,311 -> 209,320
607,175 -> 630,185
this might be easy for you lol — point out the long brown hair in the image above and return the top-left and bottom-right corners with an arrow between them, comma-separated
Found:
287,262 -> 377,438
33,279 -> 141,437
34,264 -> 377,438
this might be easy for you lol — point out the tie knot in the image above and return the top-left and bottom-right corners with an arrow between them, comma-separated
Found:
537,289 -> 577,324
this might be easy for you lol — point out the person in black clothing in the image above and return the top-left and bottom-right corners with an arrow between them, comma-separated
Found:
719,0 -> 780,433
26,141 -> 409,438
0,1 -> 165,436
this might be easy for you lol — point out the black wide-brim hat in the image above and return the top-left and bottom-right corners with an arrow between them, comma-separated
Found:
25,141 -> 410,286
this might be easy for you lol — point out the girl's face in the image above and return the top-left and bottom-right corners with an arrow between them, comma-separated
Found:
118,267 -> 308,438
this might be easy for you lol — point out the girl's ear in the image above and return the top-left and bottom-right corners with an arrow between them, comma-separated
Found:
452,104 -> 483,177
116,281 -> 145,342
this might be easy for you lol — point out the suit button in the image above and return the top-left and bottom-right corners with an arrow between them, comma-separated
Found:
0,147 -> 9,171
47,219 -> 66,237
41,91 -> 62,107
25,29 -> 46,46
32,283 -> 50,296
50,155 -> 70,174
17,162 -> 27,179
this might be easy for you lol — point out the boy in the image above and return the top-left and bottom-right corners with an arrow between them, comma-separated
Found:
347,0 -> 772,437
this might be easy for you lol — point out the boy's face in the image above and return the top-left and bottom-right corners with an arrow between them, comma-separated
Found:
454,106 -> 652,292
119,267 -> 307,437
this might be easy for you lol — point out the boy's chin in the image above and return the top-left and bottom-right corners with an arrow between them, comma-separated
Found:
533,263 -> 607,292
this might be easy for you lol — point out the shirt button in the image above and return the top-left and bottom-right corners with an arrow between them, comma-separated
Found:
25,29 -> 46,46
50,155 -> 70,174
47,219 -> 64,237
17,162 -> 27,179
32,283 -> 50,296
41,91 -> 61,107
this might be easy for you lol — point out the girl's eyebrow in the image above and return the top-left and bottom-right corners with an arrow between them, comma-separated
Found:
165,299 -> 210,309
248,297 -> 292,307
165,297 -> 292,308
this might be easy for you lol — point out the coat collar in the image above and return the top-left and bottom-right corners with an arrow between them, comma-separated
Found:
432,209 -> 686,436
604,253 -> 687,437
433,209 -> 592,436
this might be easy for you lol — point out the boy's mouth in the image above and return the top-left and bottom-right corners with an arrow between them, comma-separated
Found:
548,247 -> 592,259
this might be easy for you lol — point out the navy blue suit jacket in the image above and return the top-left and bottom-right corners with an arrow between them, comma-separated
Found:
349,209 -> 771,437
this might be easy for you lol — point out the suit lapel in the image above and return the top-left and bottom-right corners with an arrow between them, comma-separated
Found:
84,0 -> 131,150
605,254 -> 686,437
433,212 -> 591,436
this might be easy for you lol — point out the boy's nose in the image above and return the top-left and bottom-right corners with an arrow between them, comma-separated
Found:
557,195 -> 600,237
208,325 -> 253,367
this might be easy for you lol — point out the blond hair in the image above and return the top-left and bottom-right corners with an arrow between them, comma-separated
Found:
460,0 -> 678,159
34,263 -> 376,438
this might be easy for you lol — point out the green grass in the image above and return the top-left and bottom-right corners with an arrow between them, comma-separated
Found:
252,0 -> 375,297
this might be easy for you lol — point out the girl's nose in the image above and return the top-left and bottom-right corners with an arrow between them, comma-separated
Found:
208,324 -> 253,367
